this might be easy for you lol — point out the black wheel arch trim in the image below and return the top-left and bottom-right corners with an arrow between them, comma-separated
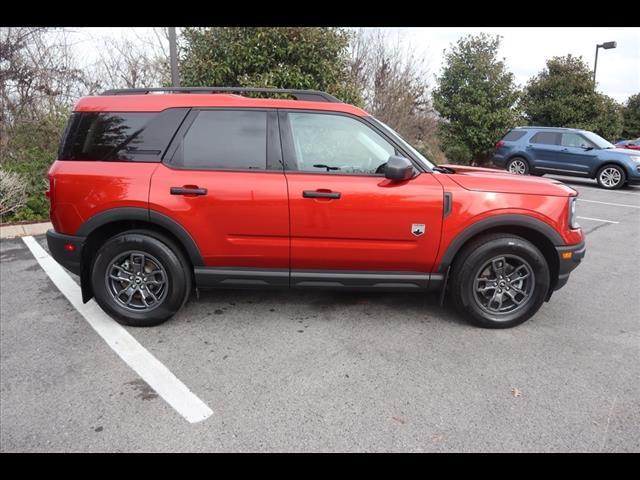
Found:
75,207 -> 205,267
437,214 -> 565,274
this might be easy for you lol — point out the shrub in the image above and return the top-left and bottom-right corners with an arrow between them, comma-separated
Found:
0,169 -> 28,221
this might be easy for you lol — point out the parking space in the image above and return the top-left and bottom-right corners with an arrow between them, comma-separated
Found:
1,179 -> 639,452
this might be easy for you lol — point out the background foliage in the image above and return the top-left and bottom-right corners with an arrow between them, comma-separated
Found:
180,27 -> 361,105
521,55 -> 624,140
432,34 -> 521,165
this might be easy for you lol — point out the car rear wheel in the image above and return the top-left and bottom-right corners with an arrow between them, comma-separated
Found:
596,165 -> 626,189
507,157 -> 529,175
91,230 -> 192,327
449,233 -> 550,328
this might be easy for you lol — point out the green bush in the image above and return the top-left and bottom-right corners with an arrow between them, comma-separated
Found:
0,111 -> 69,223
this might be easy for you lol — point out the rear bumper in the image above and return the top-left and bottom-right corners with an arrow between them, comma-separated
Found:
46,229 -> 85,275
553,241 -> 586,291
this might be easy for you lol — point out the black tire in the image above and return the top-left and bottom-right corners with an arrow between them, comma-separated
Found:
449,233 -> 550,329
91,230 -> 192,327
596,164 -> 626,189
506,157 -> 530,175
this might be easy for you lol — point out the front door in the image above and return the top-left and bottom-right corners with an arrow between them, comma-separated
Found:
557,132 -> 599,175
280,111 -> 444,282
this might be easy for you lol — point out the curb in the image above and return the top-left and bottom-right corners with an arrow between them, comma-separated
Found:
0,222 -> 52,239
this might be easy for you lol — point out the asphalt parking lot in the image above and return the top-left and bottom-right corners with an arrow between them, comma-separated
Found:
1,175 -> 639,452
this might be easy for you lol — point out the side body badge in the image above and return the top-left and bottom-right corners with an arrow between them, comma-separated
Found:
412,224 -> 426,236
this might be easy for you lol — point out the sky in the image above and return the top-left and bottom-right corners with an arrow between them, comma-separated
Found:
70,27 -> 640,103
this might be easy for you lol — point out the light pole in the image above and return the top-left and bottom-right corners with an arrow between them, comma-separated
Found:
169,27 -> 180,87
593,41 -> 616,86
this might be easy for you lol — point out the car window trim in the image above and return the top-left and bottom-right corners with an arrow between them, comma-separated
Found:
163,107 -> 283,173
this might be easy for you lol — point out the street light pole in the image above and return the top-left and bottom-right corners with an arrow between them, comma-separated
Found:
593,41 -> 617,86
169,27 -> 180,87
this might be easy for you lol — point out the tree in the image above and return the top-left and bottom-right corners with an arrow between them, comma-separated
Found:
349,29 -> 445,164
432,33 -> 521,165
521,55 -> 623,141
179,27 -> 360,104
621,93 -> 640,139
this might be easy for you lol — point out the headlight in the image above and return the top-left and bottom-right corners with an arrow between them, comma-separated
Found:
630,156 -> 640,163
568,197 -> 579,229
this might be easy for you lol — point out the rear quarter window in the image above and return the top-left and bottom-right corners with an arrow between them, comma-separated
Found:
502,130 -> 527,142
59,109 -> 189,161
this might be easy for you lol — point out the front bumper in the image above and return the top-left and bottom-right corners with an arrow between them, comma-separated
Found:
553,241 -> 586,291
46,229 -> 85,275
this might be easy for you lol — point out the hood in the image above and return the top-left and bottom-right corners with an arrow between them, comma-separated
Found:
609,147 -> 640,155
438,164 -> 576,197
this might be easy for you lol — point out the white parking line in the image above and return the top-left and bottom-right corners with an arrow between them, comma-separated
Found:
577,198 -> 640,209
576,216 -> 619,224
22,236 -> 213,424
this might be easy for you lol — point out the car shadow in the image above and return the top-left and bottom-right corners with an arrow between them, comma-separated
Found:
191,287 -> 470,328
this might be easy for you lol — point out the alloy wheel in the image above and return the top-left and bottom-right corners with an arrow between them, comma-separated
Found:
105,250 -> 168,312
599,167 -> 622,188
508,159 -> 527,175
472,255 -> 535,317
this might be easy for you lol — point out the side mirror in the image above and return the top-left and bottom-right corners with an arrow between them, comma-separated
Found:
384,155 -> 414,181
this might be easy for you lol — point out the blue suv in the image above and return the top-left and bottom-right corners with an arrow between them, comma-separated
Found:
493,127 -> 640,189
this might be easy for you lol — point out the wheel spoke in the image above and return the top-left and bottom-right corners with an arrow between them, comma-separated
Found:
130,253 -> 145,274
491,257 -> 506,277
109,273 -> 131,283
505,289 -> 524,305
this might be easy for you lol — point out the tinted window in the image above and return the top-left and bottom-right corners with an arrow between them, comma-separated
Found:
60,112 -> 152,160
59,109 -> 188,161
530,131 -> 559,145
173,110 -> 267,170
503,130 -> 527,142
561,133 -> 595,148
287,112 -> 395,174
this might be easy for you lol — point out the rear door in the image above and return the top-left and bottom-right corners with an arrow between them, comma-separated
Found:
527,131 -> 565,172
149,109 -> 290,283
280,110 -> 444,284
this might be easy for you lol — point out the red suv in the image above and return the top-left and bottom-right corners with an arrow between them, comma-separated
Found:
46,87 -> 585,328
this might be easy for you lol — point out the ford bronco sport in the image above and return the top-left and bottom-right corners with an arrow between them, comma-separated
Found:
46,87 -> 585,328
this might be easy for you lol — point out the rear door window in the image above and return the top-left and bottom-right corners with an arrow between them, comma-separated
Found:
530,131 -> 560,145
171,110 -> 267,170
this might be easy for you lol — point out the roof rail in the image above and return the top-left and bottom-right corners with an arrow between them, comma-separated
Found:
100,87 -> 341,103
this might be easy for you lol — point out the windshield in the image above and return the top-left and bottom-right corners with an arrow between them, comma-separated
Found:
581,131 -> 615,149
368,117 -> 437,170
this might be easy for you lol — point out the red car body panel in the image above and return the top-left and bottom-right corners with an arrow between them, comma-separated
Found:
285,172 -> 444,272
48,160 -> 158,235
148,165 -> 290,269
74,94 -> 368,117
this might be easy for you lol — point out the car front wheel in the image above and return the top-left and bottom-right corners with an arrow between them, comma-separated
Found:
91,230 -> 192,327
596,165 -> 626,189
449,233 -> 550,328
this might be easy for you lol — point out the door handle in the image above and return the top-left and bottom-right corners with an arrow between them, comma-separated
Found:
170,186 -> 208,196
303,190 -> 341,199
